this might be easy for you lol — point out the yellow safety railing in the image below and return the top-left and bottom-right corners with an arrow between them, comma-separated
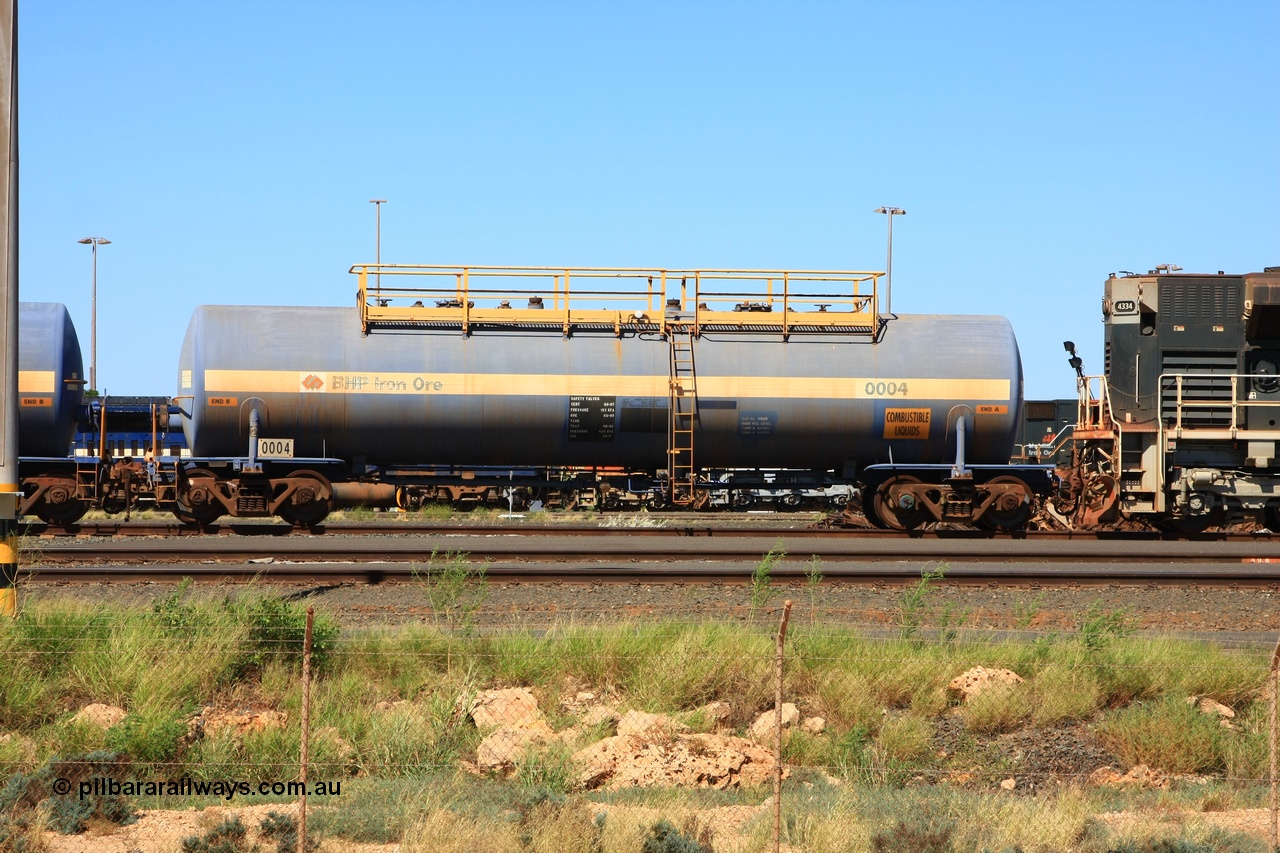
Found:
349,264 -> 881,337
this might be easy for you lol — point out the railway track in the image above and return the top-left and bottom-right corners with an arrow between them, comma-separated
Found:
17,562 -> 1280,587
19,532 -> 1280,587
19,519 -> 1278,541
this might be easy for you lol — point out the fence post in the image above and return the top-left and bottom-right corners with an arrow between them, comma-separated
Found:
1270,635 -> 1280,853
299,606 -> 314,853
773,600 -> 793,853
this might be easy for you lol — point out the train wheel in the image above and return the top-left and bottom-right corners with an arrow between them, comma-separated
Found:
29,481 -> 88,526
278,470 -> 333,527
175,472 -> 224,526
862,486 -> 886,528
872,476 -> 927,530
978,476 -> 1033,531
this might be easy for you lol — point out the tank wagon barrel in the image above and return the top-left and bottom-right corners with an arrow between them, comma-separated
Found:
17,303 -> 85,457
16,303 -> 92,524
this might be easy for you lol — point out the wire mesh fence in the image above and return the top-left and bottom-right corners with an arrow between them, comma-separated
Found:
2,585 -> 1280,852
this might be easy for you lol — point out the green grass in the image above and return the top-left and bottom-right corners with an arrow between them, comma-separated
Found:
748,541 -> 785,618
1098,695 -> 1230,775
1,594 -> 1276,850
416,502 -> 455,520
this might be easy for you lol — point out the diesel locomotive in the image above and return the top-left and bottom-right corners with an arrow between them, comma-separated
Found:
1050,265 -> 1280,531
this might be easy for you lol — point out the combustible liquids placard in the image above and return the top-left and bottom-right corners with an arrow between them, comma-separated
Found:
883,408 -> 931,439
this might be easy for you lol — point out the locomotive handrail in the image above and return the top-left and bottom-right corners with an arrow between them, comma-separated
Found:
350,264 -> 882,338
1158,372 -> 1280,439
1075,376 -> 1116,430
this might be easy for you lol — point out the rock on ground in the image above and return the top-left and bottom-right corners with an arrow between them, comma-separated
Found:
616,710 -> 689,740
469,687 -> 541,730
947,667 -> 1024,702
749,703 -> 800,741
73,703 -> 127,729
573,732 -> 780,791
476,719 -> 557,771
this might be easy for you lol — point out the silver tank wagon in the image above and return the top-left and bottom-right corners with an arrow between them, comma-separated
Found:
178,306 -> 1022,473
166,264 -> 1040,527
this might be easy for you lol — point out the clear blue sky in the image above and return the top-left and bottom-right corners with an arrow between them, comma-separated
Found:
20,1 -> 1279,399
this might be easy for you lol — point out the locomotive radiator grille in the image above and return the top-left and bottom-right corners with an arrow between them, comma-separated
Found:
1160,350 -> 1238,428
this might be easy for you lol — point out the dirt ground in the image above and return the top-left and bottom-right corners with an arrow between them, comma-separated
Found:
19,575 -> 1280,638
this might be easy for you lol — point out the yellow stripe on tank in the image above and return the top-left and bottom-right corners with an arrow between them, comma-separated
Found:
695,376 -> 1010,400
206,370 -> 669,397
17,371 -> 55,393
204,369 -> 1010,401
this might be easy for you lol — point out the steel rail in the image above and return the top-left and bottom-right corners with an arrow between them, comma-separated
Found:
16,559 -> 1280,587
19,520 -> 1276,542
26,533 -> 1280,567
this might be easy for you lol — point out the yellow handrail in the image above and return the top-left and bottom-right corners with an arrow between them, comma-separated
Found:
349,264 -> 883,336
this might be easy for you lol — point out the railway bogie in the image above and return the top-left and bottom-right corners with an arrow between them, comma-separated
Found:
164,460 -> 354,526
860,465 -> 1052,530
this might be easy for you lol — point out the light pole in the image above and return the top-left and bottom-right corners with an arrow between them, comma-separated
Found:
77,237 -> 111,394
874,207 -> 905,316
369,199 -> 386,292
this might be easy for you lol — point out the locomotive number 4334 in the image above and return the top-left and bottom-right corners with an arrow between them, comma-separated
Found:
257,438 -> 295,458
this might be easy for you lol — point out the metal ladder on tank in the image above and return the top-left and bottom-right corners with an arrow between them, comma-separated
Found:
668,324 -> 699,505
